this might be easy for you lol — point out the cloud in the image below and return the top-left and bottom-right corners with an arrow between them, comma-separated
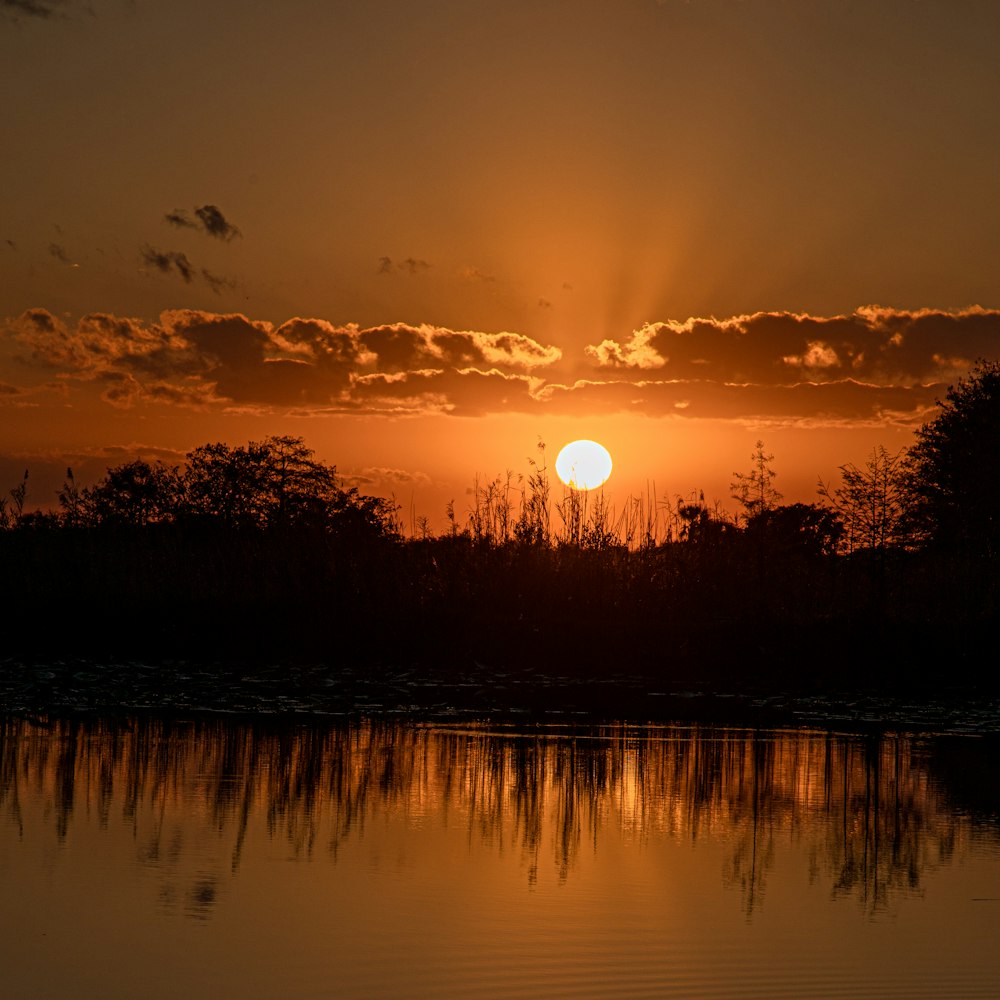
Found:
1,0 -> 68,19
140,245 -> 195,283
782,340 -> 840,370
347,467 -> 432,490
201,269 -> 236,294
8,308 -> 218,406
460,266 -> 496,283
587,326 -> 664,370
4,310 -> 560,415
140,245 -> 235,292
378,256 -> 431,275
194,205 -> 240,241
537,377 -> 941,425
356,324 -> 561,371
2,0 -> 126,23
575,305 -> 1000,424
164,205 -> 241,241
586,307 -> 1000,387
3,306 -> 992,424
164,209 -> 197,231
48,242 -> 70,264
351,367 -> 544,417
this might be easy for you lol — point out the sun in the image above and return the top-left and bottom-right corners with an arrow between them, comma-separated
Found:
555,440 -> 613,490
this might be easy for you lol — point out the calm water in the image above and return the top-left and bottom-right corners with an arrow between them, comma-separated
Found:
2,716 -> 999,999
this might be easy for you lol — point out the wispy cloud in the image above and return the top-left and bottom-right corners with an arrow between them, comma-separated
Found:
378,256 -> 431,275
1,0 -> 123,21
346,466 -> 432,490
140,245 -> 195,283
194,204 -> 240,241
47,242 -> 70,264
140,245 -> 235,293
164,210 -> 196,231
200,269 -> 237,294
536,376 -> 941,426
1,0 -> 68,20
460,266 -> 496,283
164,204 -> 241,242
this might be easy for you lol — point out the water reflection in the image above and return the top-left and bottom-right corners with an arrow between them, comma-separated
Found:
2,716 -> 998,920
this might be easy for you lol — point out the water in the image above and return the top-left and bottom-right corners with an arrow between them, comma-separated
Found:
1,716 -> 999,999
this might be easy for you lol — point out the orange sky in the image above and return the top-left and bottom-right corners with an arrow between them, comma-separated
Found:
3,0 -> 999,529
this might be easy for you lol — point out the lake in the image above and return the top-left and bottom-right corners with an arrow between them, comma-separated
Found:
1,715 -> 999,999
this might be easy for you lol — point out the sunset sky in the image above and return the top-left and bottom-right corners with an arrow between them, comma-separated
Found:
3,0 -> 999,529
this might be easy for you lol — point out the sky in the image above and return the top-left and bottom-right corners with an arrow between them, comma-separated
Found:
3,0 -> 999,530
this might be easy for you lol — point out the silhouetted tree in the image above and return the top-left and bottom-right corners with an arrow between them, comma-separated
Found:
79,459 -> 183,527
817,446 -> 909,553
258,435 -> 344,528
183,439 -> 277,528
747,502 -> 843,558
49,436 -> 398,540
676,492 -> 734,545
179,435 -> 400,537
905,359 -> 1000,558
731,441 -> 782,522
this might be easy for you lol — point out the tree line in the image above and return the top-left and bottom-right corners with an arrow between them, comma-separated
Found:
1,435 -> 399,539
4,359 -> 998,559
1,360 -> 996,685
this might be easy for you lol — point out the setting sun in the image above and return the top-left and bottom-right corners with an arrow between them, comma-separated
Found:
555,439 -> 613,490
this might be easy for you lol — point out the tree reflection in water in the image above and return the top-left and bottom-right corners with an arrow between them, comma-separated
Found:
1,716 -> 997,918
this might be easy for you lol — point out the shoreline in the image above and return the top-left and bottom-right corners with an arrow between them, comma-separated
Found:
3,656 -> 997,734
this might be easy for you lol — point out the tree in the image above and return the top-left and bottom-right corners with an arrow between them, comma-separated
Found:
817,446 -> 909,553
79,459 -> 183,527
905,359 -> 1000,557
183,440 -> 275,528
676,492 -> 734,545
731,441 -> 782,522
747,503 -> 843,558
59,436 -> 399,539
182,435 -> 399,537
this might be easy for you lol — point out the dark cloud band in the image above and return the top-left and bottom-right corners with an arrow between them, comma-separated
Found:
4,306 -> 993,423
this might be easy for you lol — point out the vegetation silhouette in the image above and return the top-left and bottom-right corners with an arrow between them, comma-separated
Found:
1,362 -> 998,699
906,359 -> 1000,557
